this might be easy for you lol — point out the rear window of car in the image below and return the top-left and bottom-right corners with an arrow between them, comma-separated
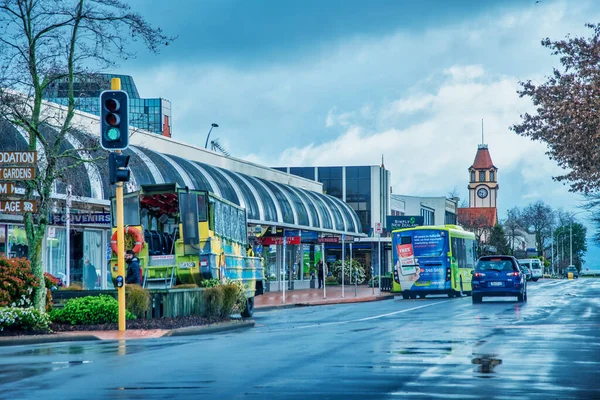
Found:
477,258 -> 517,271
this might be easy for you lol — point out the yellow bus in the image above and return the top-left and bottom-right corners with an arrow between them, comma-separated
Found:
391,225 -> 476,299
109,183 -> 264,317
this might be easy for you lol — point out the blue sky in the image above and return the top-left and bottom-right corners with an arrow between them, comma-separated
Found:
119,0 -> 600,266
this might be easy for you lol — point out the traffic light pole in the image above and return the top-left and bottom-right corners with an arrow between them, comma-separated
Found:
112,77 -> 126,332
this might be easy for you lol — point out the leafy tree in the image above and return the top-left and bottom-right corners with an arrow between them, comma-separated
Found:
0,0 -> 173,310
512,23 -> 600,193
521,201 -> 554,257
487,224 -> 510,255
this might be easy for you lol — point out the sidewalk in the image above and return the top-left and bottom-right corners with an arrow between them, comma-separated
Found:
255,285 -> 395,311
0,320 -> 255,347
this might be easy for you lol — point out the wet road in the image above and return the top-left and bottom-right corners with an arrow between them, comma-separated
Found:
1,279 -> 599,399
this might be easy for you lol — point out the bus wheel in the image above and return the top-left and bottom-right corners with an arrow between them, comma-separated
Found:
241,297 -> 255,318
402,293 -> 410,300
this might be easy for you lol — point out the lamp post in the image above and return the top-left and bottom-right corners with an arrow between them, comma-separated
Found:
204,123 -> 219,149
569,211 -> 586,268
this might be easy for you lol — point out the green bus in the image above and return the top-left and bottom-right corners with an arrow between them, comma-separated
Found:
391,225 -> 477,299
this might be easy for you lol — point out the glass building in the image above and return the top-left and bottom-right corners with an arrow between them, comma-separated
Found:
43,74 -> 172,137
273,166 -> 390,235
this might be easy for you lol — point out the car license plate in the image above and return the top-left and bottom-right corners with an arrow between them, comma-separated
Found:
490,281 -> 503,287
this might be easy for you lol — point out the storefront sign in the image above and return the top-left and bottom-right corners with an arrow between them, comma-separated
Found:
0,200 -> 37,213
260,236 -> 301,245
318,237 -> 339,243
386,216 -> 424,232
0,182 -> 16,195
51,212 -> 111,225
0,151 -> 37,165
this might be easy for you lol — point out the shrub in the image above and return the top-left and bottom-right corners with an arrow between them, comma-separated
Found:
201,286 -> 223,319
220,284 -> 239,318
325,276 -> 339,285
50,295 -> 134,325
330,259 -> 366,284
226,279 -> 247,313
59,283 -> 84,290
44,272 -> 61,312
0,307 -> 51,333
173,283 -> 199,289
125,284 -> 150,317
199,278 -> 220,288
0,256 -> 39,308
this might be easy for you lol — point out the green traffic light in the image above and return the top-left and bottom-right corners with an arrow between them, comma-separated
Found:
106,127 -> 120,141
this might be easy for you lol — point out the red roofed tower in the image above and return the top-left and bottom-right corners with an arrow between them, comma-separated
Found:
458,141 -> 498,237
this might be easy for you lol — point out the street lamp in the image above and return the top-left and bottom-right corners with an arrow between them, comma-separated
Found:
204,123 -> 219,149
569,210 -> 587,268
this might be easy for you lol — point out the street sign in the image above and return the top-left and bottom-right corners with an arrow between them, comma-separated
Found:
0,182 -> 16,195
0,167 -> 35,181
375,222 -> 383,234
0,151 -> 37,165
0,200 -> 37,213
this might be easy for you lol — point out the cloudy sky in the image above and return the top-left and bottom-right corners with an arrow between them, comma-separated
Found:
120,0 -> 600,264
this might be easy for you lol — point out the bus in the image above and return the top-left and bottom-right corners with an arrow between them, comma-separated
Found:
391,225 -> 477,299
109,183 -> 264,317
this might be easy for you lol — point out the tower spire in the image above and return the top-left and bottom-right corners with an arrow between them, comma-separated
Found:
481,119 -> 484,145
381,154 -> 385,169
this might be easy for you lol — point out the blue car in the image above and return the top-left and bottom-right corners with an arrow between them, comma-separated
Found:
471,255 -> 527,304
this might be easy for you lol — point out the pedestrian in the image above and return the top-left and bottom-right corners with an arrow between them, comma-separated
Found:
125,249 -> 141,285
83,259 -> 97,290
246,243 -> 254,257
317,260 -> 325,289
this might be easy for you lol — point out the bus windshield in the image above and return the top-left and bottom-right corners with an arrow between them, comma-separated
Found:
398,230 -> 447,257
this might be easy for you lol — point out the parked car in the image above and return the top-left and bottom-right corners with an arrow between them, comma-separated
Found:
519,264 -> 532,281
517,258 -> 543,281
471,255 -> 527,304
564,265 -> 579,279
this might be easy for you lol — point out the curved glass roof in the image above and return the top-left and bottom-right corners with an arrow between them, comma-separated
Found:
0,122 -> 362,235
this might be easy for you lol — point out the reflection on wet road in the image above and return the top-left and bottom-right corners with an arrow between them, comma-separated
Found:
1,279 -> 599,399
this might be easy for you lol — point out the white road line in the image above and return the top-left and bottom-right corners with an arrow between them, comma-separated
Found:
291,300 -> 453,330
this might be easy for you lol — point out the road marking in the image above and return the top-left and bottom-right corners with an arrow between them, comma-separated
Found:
291,300 -> 453,330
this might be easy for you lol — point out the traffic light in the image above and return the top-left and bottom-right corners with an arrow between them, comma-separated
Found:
100,90 -> 129,150
109,152 -> 131,184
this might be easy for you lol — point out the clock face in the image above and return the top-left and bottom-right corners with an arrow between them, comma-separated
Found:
477,188 -> 489,199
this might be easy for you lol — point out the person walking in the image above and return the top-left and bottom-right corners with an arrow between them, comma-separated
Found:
83,259 -> 98,290
317,260 -> 325,289
125,249 -> 141,285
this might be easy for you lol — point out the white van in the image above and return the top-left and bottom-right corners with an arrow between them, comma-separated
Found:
518,258 -> 543,281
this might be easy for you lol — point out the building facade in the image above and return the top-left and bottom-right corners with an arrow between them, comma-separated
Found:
272,165 -> 391,235
43,74 -> 172,137
0,101 -> 363,292
391,195 -> 458,226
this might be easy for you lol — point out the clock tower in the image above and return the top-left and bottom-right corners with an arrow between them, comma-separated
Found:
468,144 -> 498,208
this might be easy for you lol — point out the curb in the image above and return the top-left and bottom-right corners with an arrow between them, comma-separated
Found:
0,334 -> 100,347
255,293 -> 396,312
163,320 -> 255,337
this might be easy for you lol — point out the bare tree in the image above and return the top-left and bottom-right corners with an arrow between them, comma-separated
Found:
521,201 -> 554,257
459,213 -> 492,257
0,0 -> 173,310
503,207 -> 523,255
